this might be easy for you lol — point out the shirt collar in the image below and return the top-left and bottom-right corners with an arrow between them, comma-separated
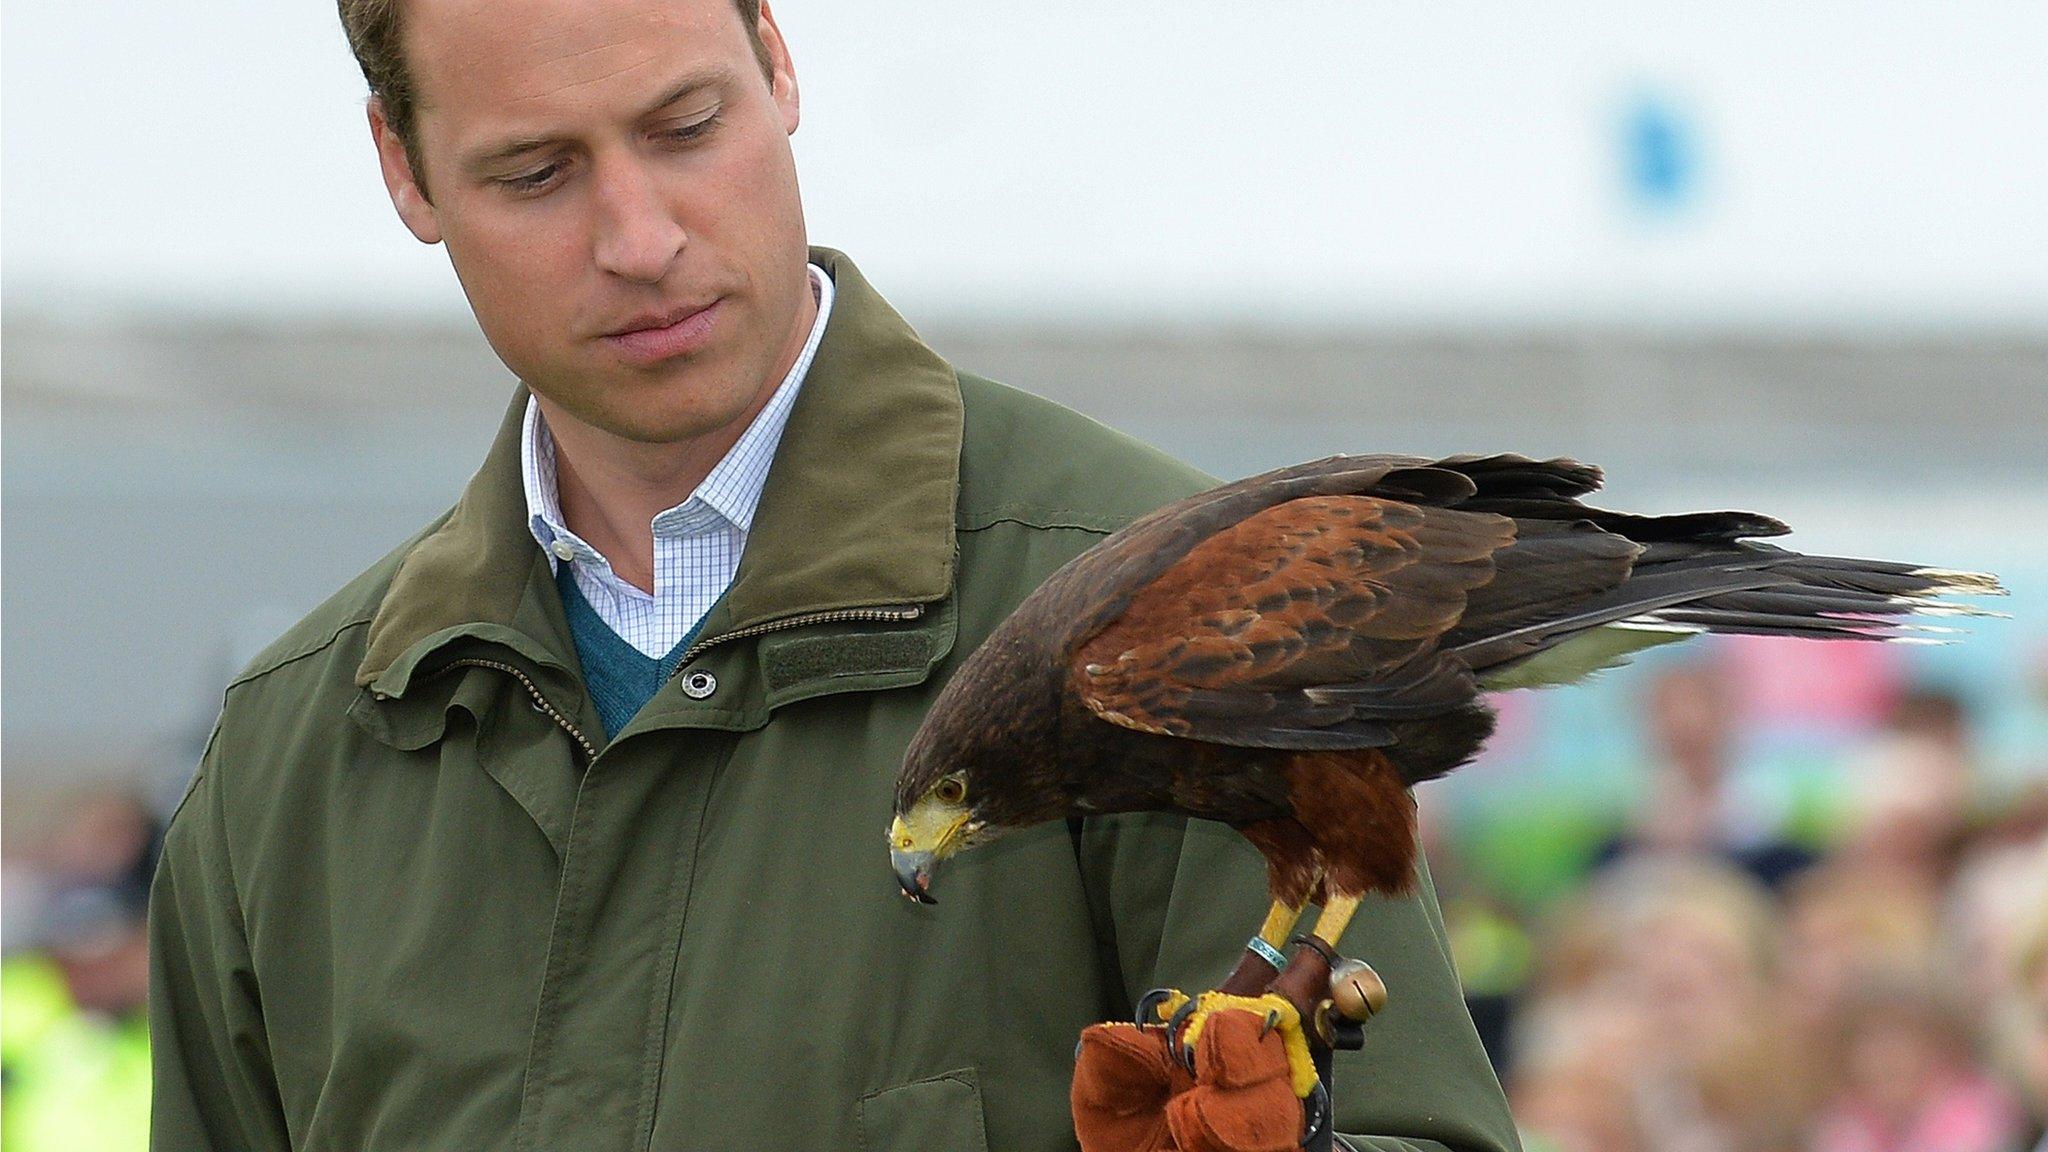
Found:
521,262 -> 835,567
356,247 -> 961,695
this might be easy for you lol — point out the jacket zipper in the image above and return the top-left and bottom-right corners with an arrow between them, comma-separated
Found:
441,657 -> 600,763
427,604 -> 925,758
666,604 -> 926,680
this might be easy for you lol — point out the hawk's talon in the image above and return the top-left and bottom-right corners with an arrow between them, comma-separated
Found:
1259,1009 -> 1282,1038
1299,1078 -> 1332,1148
1135,987 -> 1187,1026
1165,998 -> 1201,1072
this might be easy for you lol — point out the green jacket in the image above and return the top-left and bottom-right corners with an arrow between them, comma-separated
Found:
149,248 -> 1518,1152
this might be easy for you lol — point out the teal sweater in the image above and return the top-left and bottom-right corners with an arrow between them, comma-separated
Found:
556,566 -> 712,739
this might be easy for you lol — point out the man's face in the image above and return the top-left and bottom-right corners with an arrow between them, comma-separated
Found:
373,0 -> 810,447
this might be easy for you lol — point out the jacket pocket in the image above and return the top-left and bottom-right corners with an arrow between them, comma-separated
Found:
857,1067 -> 990,1152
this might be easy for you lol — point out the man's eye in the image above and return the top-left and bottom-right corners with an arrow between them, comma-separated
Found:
499,163 -> 563,194
663,111 -> 721,144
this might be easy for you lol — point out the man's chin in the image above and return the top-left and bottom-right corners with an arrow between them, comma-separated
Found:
595,408 -> 754,449
531,374 -> 725,440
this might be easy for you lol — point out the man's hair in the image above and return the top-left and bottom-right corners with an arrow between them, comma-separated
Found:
337,0 -> 772,200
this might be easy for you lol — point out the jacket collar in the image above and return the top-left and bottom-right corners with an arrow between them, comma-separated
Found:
356,247 -> 964,696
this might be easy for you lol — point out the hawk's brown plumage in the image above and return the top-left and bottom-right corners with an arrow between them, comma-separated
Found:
893,453 -> 2003,909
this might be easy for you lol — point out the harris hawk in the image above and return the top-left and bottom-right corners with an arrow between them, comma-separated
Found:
887,452 -> 2003,1145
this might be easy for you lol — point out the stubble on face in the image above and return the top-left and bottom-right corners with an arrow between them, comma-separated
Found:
399,0 -> 814,475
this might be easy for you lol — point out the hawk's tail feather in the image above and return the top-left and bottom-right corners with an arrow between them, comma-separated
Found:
1454,543 -> 2008,684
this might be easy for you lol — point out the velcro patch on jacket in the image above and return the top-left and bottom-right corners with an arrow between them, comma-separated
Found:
762,632 -> 934,694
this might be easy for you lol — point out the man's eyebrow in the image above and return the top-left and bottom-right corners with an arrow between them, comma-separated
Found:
631,67 -> 732,122
459,66 -> 733,173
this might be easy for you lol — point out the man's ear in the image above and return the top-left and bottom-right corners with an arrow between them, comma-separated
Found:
369,99 -> 442,245
757,2 -> 800,135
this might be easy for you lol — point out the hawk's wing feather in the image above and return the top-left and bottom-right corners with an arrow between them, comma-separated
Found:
1069,495 -> 1514,750
1049,456 -> 1487,640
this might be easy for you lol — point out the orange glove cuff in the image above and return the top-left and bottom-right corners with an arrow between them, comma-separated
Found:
1072,1022 -> 1192,1152
1166,1008 -> 1303,1152
1072,1009 -> 1305,1152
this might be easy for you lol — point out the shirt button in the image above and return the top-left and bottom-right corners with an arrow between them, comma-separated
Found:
680,670 -> 718,700
551,540 -> 576,562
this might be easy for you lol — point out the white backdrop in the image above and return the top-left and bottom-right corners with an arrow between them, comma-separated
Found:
5,1 -> 2045,327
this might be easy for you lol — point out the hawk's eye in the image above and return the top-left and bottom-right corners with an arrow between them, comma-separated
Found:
933,778 -> 966,805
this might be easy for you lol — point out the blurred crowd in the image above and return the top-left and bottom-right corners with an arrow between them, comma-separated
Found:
2,788 -> 159,1149
3,652 -> 2044,1151
1434,659 -> 2048,1152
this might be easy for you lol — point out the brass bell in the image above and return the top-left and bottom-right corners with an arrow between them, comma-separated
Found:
1329,958 -> 1388,1022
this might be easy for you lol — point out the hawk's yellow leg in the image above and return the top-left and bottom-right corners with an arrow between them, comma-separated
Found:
1310,894 -> 1362,947
1259,900 -> 1306,948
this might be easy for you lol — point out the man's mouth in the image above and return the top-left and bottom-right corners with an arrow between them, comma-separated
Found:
601,298 -> 723,365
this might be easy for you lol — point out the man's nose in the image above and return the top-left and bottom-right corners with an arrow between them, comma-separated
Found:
590,159 -> 685,285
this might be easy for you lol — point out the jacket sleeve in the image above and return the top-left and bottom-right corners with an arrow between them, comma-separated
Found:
148,733 -> 293,1152
1076,811 -> 1521,1152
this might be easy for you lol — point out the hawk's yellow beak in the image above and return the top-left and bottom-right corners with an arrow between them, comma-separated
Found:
887,803 -> 972,905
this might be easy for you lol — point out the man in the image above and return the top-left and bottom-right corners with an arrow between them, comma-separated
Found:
147,0 -> 1519,1148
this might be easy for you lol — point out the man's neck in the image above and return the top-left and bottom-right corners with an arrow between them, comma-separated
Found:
543,275 -> 820,593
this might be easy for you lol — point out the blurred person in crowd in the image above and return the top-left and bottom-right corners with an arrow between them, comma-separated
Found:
1598,859 -> 1807,1152
1511,858 -> 1808,1152
1509,987 -> 1655,1152
1511,1054 -> 1648,1152
1943,786 -> 2048,1018
1595,659 -> 1815,890
1989,847 -> 2048,1152
1779,862 -> 1945,1091
1811,969 -> 2026,1152
1839,689 -> 1982,900
1826,686 -> 2041,1089
1,787 -> 161,1151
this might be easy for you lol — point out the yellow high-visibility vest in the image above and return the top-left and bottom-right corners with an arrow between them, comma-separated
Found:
2,955 -> 151,1152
